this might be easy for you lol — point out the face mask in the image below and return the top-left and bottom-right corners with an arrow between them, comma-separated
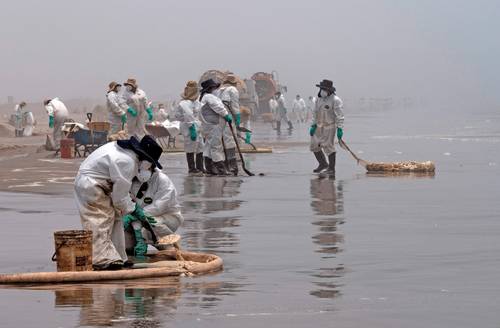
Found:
137,169 -> 152,183
126,85 -> 133,92
115,86 -> 122,93
320,90 -> 329,98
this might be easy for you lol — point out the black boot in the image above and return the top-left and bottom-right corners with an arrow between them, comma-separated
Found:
288,121 -> 294,130
313,151 -> 328,173
204,157 -> 215,175
213,161 -> 228,176
276,121 -> 281,132
186,153 -> 199,174
227,148 -> 238,176
326,152 -> 336,177
196,153 -> 205,173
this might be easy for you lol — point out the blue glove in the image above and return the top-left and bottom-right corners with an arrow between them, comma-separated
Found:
309,124 -> 317,136
189,124 -> 197,141
337,127 -> 343,139
127,107 -> 137,117
224,114 -> 232,123
123,214 -> 136,230
121,114 -> 127,124
245,131 -> 252,144
146,107 -> 153,121
235,113 -> 241,126
49,115 -> 54,128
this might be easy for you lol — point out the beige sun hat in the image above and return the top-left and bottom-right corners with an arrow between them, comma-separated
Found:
123,78 -> 138,89
223,74 -> 238,86
181,80 -> 199,101
108,81 -> 121,93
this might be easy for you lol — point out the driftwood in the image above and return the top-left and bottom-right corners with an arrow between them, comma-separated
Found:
0,249 -> 222,284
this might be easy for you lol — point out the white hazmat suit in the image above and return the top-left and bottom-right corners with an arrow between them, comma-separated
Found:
175,99 -> 204,153
106,90 -> 127,134
310,94 -> 344,156
23,111 -> 35,137
218,85 -> 240,150
292,97 -> 307,122
125,170 -> 183,250
74,142 -> 139,268
123,88 -> 149,138
45,98 -> 69,149
200,93 -> 229,163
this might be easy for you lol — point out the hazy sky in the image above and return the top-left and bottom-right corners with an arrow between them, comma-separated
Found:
0,0 -> 499,109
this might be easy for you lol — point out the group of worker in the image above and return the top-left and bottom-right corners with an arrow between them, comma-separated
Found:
73,77 -> 344,269
269,93 -> 318,130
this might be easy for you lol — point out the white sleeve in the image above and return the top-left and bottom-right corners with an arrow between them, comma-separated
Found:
180,101 -> 196,124
109,158 -> 137,215
230,87 -> 240,114
144,174 -> 181,217
206,95 -> 229,117
45,104 -> 54,116
334,97 -> 344,129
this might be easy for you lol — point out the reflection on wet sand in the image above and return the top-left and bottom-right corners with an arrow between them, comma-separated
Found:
181,176 -> 243,254
13,278 -> 245,326
309,177 -> 345,299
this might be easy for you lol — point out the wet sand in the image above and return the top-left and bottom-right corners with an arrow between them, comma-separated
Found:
0,111 -> 499,327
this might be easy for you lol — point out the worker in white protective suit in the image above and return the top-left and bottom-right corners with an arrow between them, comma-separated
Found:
269,97 -> 278,129
175,80 -> 205,174
292,95 -> 307,123
218,75 -> 241,176
155,103 -> 169,122
44,97 -> 69,150
274,91 -> 293,132
122,78 -> 153,138
123,168 -> 183,256
23,110 -> 35,137
309,79 -> 344,176
74,135 -> 164,270
199,79 -> 232,176
13,102 -> 26,137
106,81 -> 127,134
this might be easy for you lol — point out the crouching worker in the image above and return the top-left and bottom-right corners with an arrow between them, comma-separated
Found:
123,165 -> 183,257
74,135 -> 163,270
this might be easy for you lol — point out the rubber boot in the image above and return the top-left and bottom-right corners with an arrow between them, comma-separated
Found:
186,153 -> 199,174
227,148 -> 238,176
288,121 -> 294,130
313,151 -> 328,173
276,121 -> 281,132
204,157 -> 215,175
133,229 -> 148,257
195,153 -> 205,173
325,152 -> 336,177
213,161 -> 229,176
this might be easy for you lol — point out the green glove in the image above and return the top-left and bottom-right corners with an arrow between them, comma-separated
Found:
224,114 -> 232,123
133,229 -> 148,257
49,115 -> 54,128
121,114 -> 127,124
309,124 -> 317,136
146,107 -> 153,121
337,127 -> 343,139
245,131 -> 251,144
235,113 -> 241,126
132,203 -> 147,221
127,107 -> 137,117
123,214 -> 136,230
189,124 -> 197,141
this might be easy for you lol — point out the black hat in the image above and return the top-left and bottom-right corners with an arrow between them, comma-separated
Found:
316,79 -> 336,92
200,79 -> 220,92
117,135 -> 163,169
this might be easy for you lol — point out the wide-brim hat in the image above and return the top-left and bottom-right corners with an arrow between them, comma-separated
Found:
315,79 -> 336,92
181,80 -> 199,100
200,78 -> 220,92
223,74 -> 238,86
108,81 -> 121,93
117,135 -> 163,169
124,78 -> 138,89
